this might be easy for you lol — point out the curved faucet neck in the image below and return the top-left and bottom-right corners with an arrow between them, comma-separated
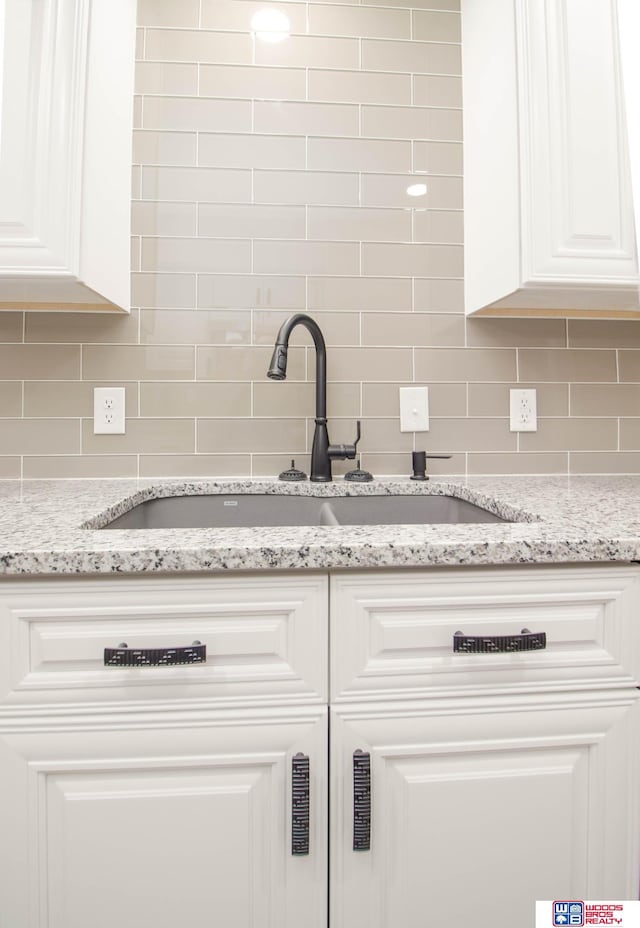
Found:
275,313 -> 327,420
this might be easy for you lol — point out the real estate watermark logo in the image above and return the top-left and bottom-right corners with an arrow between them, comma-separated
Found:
537,901 -> 640,927
553,901 -> 584,926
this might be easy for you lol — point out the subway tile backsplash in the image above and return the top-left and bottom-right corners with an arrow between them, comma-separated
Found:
2,0 -> 640,479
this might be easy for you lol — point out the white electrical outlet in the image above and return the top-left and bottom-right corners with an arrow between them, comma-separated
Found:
399,387 -> 430,432
94,387 -> 126,434
510,389 -> 537,432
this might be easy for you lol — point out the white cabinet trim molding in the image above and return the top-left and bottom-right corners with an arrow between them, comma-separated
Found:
0,0 -> 136,312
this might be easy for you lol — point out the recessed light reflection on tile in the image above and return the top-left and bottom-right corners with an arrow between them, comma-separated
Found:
406,183 -> 428,197
250,9 -> 291,42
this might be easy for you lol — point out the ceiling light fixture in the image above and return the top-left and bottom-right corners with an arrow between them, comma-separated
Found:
250,8 -> 291,42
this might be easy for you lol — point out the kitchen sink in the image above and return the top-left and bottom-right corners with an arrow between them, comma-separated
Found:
99,493 -> 507,529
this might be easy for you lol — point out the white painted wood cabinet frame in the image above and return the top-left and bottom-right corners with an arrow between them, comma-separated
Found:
0,0 -> 136,312
0,564 -> 639,928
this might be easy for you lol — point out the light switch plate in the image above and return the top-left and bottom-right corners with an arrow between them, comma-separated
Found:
399,387 -> 429,432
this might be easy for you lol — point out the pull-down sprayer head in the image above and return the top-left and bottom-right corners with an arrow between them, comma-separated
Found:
267,343 -> 288,380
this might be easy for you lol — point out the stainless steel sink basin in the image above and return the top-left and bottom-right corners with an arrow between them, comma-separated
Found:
99,494 -> 506,529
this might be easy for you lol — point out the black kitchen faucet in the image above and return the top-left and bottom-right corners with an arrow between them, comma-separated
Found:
267,313 -> 360,482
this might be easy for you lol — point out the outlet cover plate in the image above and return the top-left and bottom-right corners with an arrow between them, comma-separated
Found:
94,387 -> 126,434
399,386 -> 430,432
510,388 -> 537,432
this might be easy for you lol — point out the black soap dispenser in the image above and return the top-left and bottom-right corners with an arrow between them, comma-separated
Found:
411,450 -> 452,480
411,450 -> 428,481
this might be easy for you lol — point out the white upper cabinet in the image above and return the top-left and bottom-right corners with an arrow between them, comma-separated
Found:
462,0 -> 640,317
0,0 -> 136,313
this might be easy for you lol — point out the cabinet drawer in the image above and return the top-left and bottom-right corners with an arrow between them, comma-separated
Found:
330,566 -> 640,701
0,574 -> 327,709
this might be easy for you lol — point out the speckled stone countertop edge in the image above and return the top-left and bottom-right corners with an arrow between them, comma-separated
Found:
1,475 -> 640,575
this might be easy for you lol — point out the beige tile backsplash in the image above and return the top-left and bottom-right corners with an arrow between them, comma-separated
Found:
2,0 -> 640,479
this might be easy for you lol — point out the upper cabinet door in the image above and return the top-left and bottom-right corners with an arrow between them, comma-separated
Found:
0,0 -> 136,312
462,0 -> 640,317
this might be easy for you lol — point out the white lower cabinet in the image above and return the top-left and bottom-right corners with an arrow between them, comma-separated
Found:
330,695 -> 640,928
1,566 -> 639,928
0,707 -> 328,928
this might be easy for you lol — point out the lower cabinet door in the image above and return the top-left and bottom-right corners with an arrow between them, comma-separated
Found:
0,707 -> 327,928
330,694 -> 640,928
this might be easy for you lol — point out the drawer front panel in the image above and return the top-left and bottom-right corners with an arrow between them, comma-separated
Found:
330,566 -> 640,700
0,574 -> 327,708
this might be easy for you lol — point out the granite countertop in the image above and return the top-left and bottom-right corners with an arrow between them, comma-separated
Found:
0,474 -> 639,575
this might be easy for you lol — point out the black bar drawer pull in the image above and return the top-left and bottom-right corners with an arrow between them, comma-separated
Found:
353,750 -> 371,852
104,641 -> 206,667
292,753 -> 310,856
453,628 -> 546,654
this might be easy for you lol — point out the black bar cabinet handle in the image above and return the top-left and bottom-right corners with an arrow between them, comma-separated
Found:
453,628 -> 546,654
104,641 -> 206,666
353,750 -> 371,852
292,753 -> 310,856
